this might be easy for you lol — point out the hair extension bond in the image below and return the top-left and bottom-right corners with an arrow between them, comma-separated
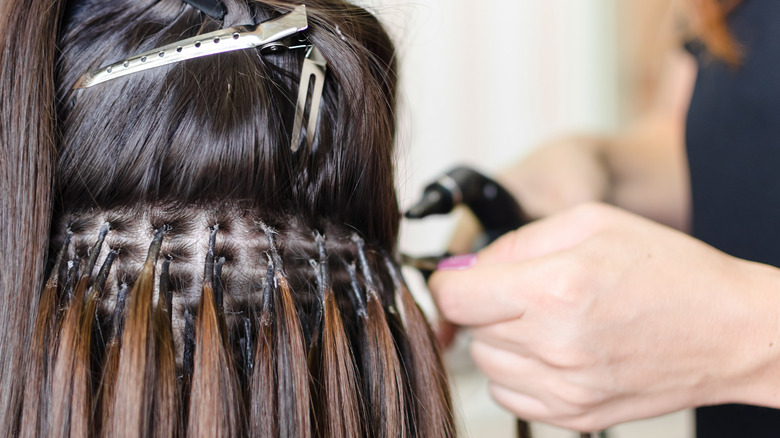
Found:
1,0 -> 456,437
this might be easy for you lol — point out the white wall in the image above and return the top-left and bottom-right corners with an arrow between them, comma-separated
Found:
364,0 -> 620,255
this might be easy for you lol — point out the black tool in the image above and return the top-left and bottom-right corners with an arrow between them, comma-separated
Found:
405,166 -> 527,244
183,0 -> 226,20
402,166 -> 528,280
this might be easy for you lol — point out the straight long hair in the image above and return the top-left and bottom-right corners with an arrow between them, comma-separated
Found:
1,1 -> 455,437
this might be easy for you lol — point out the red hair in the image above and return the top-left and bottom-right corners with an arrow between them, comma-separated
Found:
690,0 -> 743,66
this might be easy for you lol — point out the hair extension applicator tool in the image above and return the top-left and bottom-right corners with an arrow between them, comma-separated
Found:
405,166 -> 527,243
401,166 -> 528,279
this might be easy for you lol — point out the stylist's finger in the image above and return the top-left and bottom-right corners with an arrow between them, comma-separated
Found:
469,341 -> 545,397
429,254 -> 567,326
429,260 -> 528,326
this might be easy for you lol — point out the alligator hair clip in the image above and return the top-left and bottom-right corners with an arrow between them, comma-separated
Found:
73,5 -> 309,89
74,4 -> 328,152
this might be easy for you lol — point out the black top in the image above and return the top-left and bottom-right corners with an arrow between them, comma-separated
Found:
686,0 -> 780,436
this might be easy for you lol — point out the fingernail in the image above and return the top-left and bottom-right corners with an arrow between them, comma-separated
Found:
437,254 -> 477,271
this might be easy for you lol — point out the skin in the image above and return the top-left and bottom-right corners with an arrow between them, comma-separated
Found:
428,5 -> 780,430
430,203 -> 780,430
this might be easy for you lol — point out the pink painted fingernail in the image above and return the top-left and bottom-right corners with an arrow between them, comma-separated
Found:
437,254 -> 477,271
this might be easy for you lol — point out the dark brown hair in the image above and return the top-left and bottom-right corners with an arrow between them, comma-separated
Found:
1,0 -> 455,436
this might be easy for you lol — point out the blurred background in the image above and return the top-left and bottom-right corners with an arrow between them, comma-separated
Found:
358,0 -> 694,437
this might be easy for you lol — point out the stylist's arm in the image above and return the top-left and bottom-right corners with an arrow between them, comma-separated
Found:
429,202 -> 780,431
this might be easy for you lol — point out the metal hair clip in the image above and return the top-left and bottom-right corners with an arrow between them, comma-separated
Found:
290,45 -> 327,152
73,5 -> 309,89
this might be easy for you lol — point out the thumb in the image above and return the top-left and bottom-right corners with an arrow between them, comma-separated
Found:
428,255 -> 561,326
429,203 -> 619,326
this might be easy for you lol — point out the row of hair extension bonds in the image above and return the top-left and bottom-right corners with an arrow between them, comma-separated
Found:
106,226 -> 167,438
19,216 -> 455,438
383,254 -> 457,438
20,232 -> 71,438
349,234 -> 409,438
250,222 -> 311,438
187,224 -> 244,437
310,232 -> 363,438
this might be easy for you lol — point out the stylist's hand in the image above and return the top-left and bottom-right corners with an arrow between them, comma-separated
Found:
429,203 -> 780,430
438,138 -> 612,348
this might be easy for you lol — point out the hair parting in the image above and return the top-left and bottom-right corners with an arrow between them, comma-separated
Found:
187,225 -> 244,437
107,227 -> 167,437
350,234 -> 408,438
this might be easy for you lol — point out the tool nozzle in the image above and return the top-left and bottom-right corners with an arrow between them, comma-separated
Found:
404,188 -> 452,219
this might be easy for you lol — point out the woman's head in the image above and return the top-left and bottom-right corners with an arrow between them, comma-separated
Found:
0,1 -> 455,436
